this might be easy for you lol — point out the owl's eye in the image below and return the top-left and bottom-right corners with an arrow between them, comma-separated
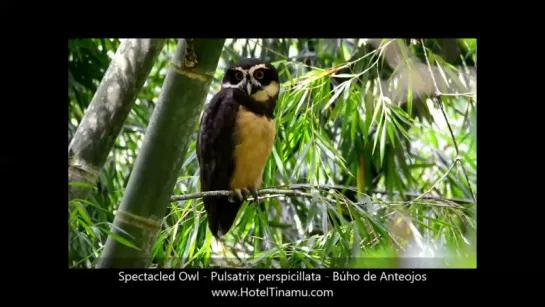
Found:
254,70 -> 264,80
234,71 -> 244,81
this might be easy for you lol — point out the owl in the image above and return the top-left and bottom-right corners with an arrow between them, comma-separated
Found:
196,58 -> 280,238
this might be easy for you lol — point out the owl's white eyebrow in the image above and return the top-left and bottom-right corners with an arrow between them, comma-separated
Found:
249,64 -> 269,74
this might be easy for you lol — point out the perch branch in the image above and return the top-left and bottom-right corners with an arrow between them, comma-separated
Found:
170,189 -> 314,202
169,184 -> 474,204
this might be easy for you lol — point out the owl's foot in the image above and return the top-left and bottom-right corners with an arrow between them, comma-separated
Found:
228,188 -> 250,203
228,189 -> 242,203
250,188 -> 259,205
241,188 -> 250,202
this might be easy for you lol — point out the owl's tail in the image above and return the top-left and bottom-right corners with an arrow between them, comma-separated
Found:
203,195 -> 243,238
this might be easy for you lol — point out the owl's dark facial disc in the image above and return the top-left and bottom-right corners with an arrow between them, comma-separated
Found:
221,59 -> 280,103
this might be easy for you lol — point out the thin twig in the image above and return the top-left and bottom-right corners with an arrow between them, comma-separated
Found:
170,184 -> 474,204
440,92 -> 476,97
286,183 -> 474,204
170,188 -> 314,202
421,40 -> 477,203
410,161 -> 457,204
437,102 -> 477,203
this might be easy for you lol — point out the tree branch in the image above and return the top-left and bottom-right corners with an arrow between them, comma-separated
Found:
170,188 -> 314,202
286,183 -> 474,204
169,184 -> 474,204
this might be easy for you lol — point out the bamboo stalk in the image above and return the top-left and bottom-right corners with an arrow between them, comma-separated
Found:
95,39 -> 226,268
69,39 -> 167,203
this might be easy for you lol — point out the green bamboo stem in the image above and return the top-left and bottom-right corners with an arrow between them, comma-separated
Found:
95,39 -> 226,268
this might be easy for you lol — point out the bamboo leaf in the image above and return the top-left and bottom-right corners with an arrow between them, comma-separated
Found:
323,80 -> 350,112
105,230 -> 141,250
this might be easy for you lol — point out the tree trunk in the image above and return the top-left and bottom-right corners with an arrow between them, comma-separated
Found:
95,39 -> 226,268
68,39 -> 167,203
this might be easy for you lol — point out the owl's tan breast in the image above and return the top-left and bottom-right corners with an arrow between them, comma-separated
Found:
231,105 -> 276,190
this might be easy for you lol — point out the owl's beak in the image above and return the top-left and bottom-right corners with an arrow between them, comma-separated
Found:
246,82 -> 252,96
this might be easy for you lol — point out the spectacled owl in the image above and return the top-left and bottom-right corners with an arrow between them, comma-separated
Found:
196,58 -> 280,238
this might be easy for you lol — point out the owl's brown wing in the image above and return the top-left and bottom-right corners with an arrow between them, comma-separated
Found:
196,88 -> 241,237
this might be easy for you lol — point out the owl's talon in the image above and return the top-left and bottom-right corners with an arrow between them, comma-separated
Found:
232,189 -> 244,202
250,188 -> 259,205
241,188 -> 250,202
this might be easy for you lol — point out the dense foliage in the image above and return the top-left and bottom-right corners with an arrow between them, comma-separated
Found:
68,38 -> 477,269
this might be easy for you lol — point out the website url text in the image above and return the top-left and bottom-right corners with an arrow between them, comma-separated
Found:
211,287 -> 333,297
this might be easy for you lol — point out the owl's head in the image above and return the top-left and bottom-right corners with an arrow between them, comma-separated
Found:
221,58 -> 280,104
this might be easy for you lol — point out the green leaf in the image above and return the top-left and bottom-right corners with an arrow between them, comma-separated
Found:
105,230 -> 141,250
